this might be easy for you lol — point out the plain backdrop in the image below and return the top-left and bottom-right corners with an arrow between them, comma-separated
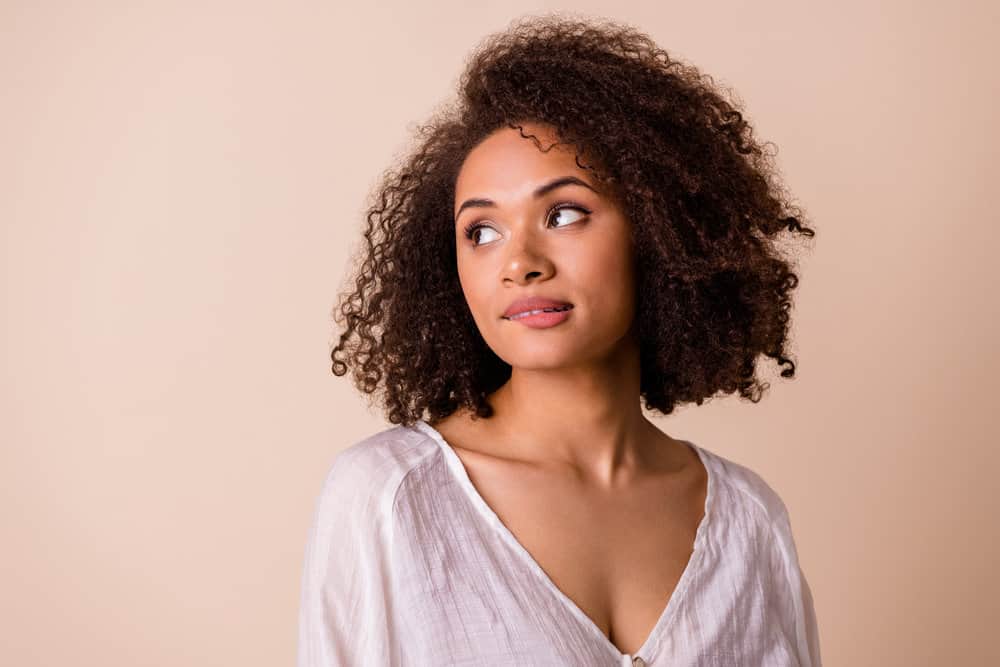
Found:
2,1 -> 998,665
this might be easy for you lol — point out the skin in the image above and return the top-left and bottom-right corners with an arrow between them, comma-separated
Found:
431,121 -> 710,655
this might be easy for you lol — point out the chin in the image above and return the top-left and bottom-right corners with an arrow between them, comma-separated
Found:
499,345 -> 580,368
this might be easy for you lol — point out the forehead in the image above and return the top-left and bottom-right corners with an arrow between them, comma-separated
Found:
455,124 -> 588,199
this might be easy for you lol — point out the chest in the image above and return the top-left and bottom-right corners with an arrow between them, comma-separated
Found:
451,448 -> 708,656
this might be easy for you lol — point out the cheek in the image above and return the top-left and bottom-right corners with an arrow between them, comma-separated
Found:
457,261 -> 492,316
578,232 -> 634,289
577,235 -> 636,319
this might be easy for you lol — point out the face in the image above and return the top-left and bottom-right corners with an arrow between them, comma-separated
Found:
453,121 -> 638,369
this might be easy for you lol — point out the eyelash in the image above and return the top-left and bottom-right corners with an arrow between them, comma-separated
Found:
461,202 -> 592,244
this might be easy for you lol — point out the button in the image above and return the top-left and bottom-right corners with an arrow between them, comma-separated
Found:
632,658 -> 646,667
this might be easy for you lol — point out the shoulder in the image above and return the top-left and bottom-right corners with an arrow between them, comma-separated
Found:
713,454 -> 788,525
695,443 -> 808,574
310,424 -> 440,532
693,442 -> 806,568
695,443 -> 795,531
690,444 -> 822,665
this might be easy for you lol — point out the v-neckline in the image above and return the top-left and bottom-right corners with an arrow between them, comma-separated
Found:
412,418 -> 716,664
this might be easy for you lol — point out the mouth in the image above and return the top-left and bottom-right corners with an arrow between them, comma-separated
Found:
502,304 -> 574,328
503,304 -> 574,321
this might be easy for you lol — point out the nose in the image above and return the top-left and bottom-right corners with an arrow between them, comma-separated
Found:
502,246 -> 553,285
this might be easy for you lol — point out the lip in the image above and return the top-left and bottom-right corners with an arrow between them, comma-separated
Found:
505,307 -> 573,329
502,296 -> 574,319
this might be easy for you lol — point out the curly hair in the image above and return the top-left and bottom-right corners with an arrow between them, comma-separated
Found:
330,13 -> 816,427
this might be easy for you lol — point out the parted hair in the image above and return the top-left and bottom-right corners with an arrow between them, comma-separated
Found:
330,13 -> 816,427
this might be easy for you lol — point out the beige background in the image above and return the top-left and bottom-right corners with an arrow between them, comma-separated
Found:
3,1 -> 997,665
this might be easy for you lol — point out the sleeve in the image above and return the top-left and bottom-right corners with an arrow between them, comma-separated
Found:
296,448 -> 399,667
768,498 -> 823,667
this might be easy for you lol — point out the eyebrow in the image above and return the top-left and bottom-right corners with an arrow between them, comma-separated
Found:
454,175 -> 598,223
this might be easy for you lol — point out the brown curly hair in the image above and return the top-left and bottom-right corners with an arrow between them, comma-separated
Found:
330,13 -> 816,427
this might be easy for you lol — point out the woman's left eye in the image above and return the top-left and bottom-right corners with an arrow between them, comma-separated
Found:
549,204 -> 590,227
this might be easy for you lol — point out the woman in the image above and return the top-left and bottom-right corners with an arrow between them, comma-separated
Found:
298,14 -> 821,667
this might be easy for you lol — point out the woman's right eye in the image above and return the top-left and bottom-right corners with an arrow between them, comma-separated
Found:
463,223 -> 500,246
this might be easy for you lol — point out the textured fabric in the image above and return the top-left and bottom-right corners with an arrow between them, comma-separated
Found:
297,419 -> 822,667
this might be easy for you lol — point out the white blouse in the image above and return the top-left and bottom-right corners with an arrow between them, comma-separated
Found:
297,419 -> 822,666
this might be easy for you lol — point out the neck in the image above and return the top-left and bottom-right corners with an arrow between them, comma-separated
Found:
483,330 -> 664,486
